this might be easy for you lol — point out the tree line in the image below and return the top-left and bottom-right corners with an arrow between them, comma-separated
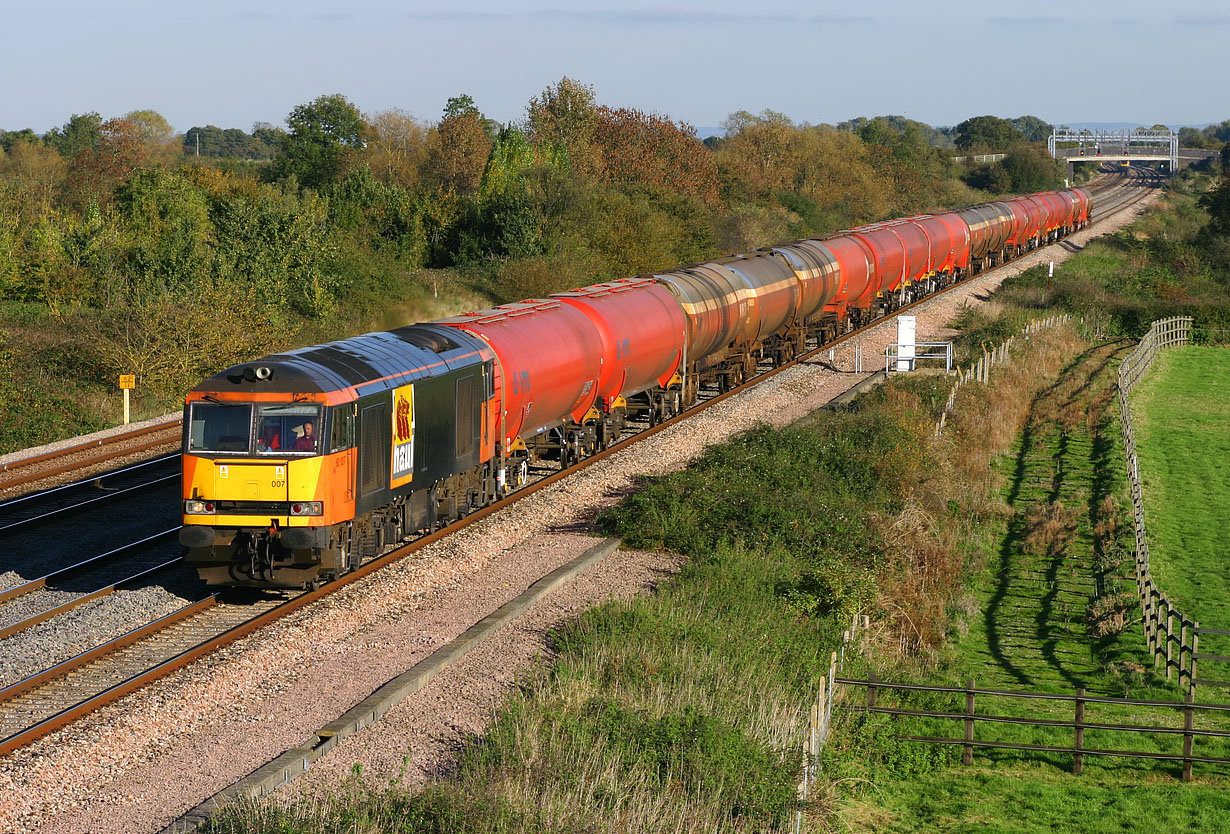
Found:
0,82 -> 1071,450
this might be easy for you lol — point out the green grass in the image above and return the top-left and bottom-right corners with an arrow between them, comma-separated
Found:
952,341 -> 1150,696
208,541 -> 841,834
824,335 -> 1230,832
1131,346 -> 1230,631
843,767 -> 1230,833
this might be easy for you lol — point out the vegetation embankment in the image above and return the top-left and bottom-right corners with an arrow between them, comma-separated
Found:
817,171 -> 1230,831
997,167 -> 1230,340
827,330 -> 1230,833
206,167 -> 1230,832
0,91 -> 1075,453
209,323 -> 1109,833
1130,346 -> 1230,625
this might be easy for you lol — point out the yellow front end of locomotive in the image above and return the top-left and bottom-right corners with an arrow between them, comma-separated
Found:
181,455 -> 328,529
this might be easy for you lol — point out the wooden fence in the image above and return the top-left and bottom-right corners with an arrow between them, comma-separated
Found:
1113,316 -> 1229,692
795,612 -> 866,833
836,676 -> 1230,781
934,314 -> 1073,437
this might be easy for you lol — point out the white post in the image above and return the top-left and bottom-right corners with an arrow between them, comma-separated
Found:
123,389 -> 130,425
896,315 -> 916,372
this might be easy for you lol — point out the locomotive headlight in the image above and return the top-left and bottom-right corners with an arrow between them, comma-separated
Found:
289,501 -> 323,516
184,499 -> 216,514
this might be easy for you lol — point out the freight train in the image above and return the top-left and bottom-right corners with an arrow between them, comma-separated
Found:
179,186 -> 1091,588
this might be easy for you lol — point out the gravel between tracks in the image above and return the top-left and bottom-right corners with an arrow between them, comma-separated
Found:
0,189 -> 1157,834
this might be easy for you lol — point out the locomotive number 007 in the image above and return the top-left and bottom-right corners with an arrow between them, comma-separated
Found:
271,479 -> 286,488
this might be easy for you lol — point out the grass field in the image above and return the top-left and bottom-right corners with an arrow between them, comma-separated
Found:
825,336 -> 1230,832
1131,346 -> 1230,629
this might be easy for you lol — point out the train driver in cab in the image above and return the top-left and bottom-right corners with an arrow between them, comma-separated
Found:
293,420 -> 317,451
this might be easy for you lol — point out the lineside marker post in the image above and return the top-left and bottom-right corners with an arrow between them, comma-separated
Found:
119,374 -> 135,425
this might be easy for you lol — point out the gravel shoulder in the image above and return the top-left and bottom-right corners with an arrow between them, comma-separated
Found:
0,191 -> 1157,834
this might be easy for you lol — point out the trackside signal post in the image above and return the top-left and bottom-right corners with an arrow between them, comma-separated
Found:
119,374 -> 135,424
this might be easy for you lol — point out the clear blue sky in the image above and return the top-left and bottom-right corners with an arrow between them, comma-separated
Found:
3,0 -> 1227,136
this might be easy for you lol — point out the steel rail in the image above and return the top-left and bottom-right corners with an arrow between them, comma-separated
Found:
0,426 -> 181,492
0,175 -> 1153,759
0,455 -> 179,512
0,474 -> 180,535
0,528 -> 181,606
0,557 -> 184,641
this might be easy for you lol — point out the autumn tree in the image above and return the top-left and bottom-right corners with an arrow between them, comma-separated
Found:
423,96 -> 493,197
63,117 -> 149,209
361,109 -> 428,190
125,109 -> 180,162
715,113 -> 897,239
592,107 -> 720,205
271,94 -> 366,190
0,139 -> 68,208
526,77 -> 602,181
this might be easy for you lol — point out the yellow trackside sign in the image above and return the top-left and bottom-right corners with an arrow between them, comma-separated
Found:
390,383 -> 415,488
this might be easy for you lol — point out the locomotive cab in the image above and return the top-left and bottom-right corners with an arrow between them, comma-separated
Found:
180,396 -> 352,588
180,326 -> 498,590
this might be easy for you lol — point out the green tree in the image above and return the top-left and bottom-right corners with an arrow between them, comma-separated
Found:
0,129 -> 40,153
114,167 -> 213,288
1011,115 -> 1053,143
183,125 -> 276,159
526,77 -> 601,181
252,121 -> 287,151
271,94 -> 366,190
44,113 -> 103,157
953,115 -> 1027,151
1199,176 -> 1230,236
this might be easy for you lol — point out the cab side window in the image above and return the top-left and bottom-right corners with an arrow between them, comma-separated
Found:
330,406 -> 354,453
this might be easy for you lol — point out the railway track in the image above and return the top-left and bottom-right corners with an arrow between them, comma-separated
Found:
0,531 -> 183,643
0,455 -> 179,535
0,421 -> 181,495
0,171 -> 1160,759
